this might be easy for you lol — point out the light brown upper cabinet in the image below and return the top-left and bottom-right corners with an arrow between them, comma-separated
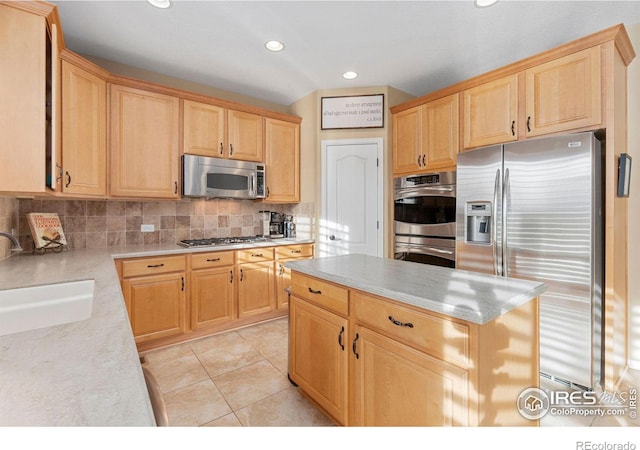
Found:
462,74 -> 518,150
525,47 -> 601,137
263,118 -> 300,203
392,105 -> 422,175
423,94 -> 458,171
0,4 -> 58,194
60,60 -> 106,196
184,102 -> 264,162
182,100 -> 226,158
109,84 -> 180,199
227,109 -> 264,162
392,94 -> 458,176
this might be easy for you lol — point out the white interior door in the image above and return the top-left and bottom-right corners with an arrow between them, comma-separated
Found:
320,138 -> 383,258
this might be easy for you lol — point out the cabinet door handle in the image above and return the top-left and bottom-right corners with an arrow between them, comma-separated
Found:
417,155 -> 422,167
278,263 -> 285,276
207,258 -> 221,262
65,171 -> 71,188
174,181 -> 178,195
352,333 -> 360,359
147,263 -> 165,268
230,270 -> 233,283
219,142 -> 223,155
338,326 -> 345,351
388,315 -> 414,328
422,155 -> 426,166
240,268 -> 244,281
266,187 -> 270,198
308,287 -> 322,295
230,143 -> 234,155
527,116 -> 532,132
181,277 -> 185,291
511,120 -> 515,136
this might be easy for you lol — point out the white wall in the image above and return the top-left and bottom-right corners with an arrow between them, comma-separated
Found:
627,23 -> 640,369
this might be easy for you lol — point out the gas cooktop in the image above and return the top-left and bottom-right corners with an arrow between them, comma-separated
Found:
177,236 -> 270,248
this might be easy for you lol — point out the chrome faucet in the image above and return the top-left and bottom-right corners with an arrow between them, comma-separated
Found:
0,232 -> 23,252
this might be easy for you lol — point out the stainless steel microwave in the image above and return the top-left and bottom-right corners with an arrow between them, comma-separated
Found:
182,154 -> 265,199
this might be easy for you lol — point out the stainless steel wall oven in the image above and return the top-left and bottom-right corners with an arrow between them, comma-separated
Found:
394,171 -> 456,268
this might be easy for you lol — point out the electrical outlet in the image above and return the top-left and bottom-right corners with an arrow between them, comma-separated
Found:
141,224 -> 155,233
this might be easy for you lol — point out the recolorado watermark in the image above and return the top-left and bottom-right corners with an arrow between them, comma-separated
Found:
575,442 -> 636,450
516,386 -> 637,420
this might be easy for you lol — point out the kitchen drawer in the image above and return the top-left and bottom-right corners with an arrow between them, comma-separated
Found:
121,255 -> 186,278
290,273 -> 348,316
191,251 -> 234,269
353,291 -> 470,368
236,247 -> 274,263
276,244 -> 314,259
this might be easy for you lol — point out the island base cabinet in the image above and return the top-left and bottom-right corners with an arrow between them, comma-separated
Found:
289,296 -> 348,425
350,326 -> 469,426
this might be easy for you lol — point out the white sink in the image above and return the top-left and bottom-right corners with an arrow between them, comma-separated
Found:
0,280 -> 94,337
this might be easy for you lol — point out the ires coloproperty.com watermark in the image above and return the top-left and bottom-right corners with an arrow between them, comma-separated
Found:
516,386 -> 638,420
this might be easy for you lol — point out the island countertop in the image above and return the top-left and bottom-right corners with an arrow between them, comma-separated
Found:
285,254 -> 546,325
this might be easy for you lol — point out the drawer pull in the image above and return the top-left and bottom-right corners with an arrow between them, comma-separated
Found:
338,326 -> 345,351
308,287 -> 322,295
352,333 -> 360,359
290,249 -> 302,254
388,315 -> 414,328
147,263 -> 165,268
251,253 -> 264,258
206,258 -> 221,262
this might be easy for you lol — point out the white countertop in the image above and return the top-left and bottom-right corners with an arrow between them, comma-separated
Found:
0,238 -> 312,426
285,254 -> 547,325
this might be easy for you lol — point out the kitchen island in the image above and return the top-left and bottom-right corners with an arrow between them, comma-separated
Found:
286,254 -> 547,426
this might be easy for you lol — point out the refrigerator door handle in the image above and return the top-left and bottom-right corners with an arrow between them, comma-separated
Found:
493,169 -> 501,276
503,168 -> 511,277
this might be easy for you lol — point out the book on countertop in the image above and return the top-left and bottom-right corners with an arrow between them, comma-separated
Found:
26,213 -> 67,248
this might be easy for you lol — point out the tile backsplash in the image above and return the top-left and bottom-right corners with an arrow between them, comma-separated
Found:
0,196 -> 18,261
17,198 -> 315,252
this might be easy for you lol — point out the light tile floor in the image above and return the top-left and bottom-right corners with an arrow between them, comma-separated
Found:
140,317 -> 335,427
142,316 -> 639,427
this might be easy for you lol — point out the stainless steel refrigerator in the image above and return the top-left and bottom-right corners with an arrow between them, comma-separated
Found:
456,132 -> 603,390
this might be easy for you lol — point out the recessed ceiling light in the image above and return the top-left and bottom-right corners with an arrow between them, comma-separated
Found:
475,0 -> 498,7
342,71 -> 358,80
265,40 -> 285,52
147,0 -> 171,8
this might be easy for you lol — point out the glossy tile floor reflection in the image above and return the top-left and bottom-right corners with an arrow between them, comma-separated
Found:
142,316 -> 639,427
140,317 -> 335,427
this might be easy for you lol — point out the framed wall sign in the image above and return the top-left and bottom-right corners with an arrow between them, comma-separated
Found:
321,94 -> 384,130
617,153 -> 632,197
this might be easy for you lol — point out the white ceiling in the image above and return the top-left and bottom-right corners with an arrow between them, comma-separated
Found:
51,0 -> 640,106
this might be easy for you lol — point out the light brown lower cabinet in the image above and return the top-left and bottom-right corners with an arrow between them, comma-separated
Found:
350,325 -> 469,426
117,244 -> 313,350
289,272 -> 539,427
289,295 -> 348,425
122,272 -> 186,344
237,261 -> 275,318
190,250 -> 235,329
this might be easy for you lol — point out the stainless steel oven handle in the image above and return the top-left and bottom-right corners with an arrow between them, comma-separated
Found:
394,186 -> 455,201
395,244 -> 455,261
